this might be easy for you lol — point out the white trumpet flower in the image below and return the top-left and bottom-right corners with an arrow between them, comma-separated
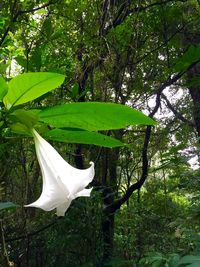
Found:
25,129 -> 94,216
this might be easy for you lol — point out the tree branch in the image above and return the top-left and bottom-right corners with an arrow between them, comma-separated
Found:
104,58 -> 200,214
5,218 -> 61,243
104,125 -> 152,214
104,0 -> 187,34
134,23 -> 187,65
162,93 -> 194,127
0,1 -> 57,47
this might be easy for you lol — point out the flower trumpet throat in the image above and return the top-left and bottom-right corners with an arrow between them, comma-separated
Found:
25,129 -> 95,216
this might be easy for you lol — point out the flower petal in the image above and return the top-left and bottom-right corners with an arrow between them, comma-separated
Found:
32,129 -> 94,196
56,199 -> 72,216
75,188 -> 93,198
59,161 -> 94,196
25,129 -> 95,216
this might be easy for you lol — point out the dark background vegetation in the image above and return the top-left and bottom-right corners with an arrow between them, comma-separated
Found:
0,0 -> 200,266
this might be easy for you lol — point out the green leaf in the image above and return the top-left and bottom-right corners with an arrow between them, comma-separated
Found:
9,109 -> 39,129
140,252 -> 164,266
0,121 -> 4,128
179,255 -> 200,266
188,263 -> 200,267
173,45 -> 200,73
3,72 -> 65,109
44,128 -> 125,148
10,122 -> 30,135
0,202 -> 20,211
152,260 -> 163,267
38,102 -> 156,131
29,49 -> 42,71
106,257 -> 135,267
167,253 -> 180,267
69,83 -> 79,100
186,77 -> 200,87
0,59 -> 11,75
15,56 -> 27,68
0,76 -> 8,100
43,17 -> 53,39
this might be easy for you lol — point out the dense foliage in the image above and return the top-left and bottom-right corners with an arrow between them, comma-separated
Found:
0,0 -> 200,266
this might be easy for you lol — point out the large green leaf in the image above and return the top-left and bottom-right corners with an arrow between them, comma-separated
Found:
3,72 -> 65,109
0,76 -> 8,100
38,102 -> 156,131
44,128 -> 125,148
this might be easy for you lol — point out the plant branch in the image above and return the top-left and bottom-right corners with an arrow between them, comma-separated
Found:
0,1 -> 57,47
162,93 -> 194,127
5,218 -> 61,243
134,24 -> 187,65
104,0 -> 187,34
104,58 -> 200,214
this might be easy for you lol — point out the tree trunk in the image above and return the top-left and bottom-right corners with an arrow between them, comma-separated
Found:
100,147 -> 119,266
